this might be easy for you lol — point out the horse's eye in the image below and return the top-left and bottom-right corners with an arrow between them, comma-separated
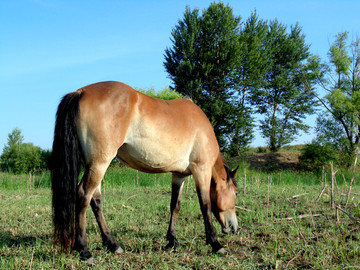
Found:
235,192 -> 238,197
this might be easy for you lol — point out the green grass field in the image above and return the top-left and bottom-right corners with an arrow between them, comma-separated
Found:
1,167 -> 360,269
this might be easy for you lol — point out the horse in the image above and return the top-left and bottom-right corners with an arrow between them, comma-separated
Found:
51,81 -> 239,264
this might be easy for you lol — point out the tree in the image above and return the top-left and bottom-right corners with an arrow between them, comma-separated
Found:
7,127 -> 23,152
164,2 -> 245,152
164,6 -> 201,100
0,128 -> 23,171
312,32 -> 360,160
226,11 -> 269,156
0,128 -> 50,173
250,20 -> 318,151
235,11 -> 268,107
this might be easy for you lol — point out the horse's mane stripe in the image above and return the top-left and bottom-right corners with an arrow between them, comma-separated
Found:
220,154 -> 238,188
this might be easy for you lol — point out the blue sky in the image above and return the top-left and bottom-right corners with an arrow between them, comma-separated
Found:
0,0 -> 359,152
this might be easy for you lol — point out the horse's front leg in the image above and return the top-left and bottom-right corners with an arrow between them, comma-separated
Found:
165,174 -> 185,250
193,170 -> 227,255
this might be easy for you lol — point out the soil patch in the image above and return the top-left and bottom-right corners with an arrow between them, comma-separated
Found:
246,152 -> 301,171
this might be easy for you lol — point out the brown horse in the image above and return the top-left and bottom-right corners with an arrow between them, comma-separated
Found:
51,81 -> 238,263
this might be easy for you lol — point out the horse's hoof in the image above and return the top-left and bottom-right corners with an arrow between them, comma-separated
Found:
164,241 -> 180,252
85,257 -> 97,265
114,246 -> 124,254
216,248 -> 228,255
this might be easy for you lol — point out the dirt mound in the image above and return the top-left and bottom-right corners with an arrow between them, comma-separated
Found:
246,152 -> 301,171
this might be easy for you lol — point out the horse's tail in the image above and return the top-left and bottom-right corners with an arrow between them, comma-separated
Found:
51,90 -> 83,253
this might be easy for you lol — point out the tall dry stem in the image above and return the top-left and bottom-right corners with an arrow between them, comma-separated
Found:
330,162 -> 337,209
346,147 -> 359,207
243,168 -> 246,195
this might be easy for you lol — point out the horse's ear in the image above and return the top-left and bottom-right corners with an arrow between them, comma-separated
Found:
230,166 -> 239,180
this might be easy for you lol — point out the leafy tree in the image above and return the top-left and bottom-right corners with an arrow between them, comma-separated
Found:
315,112 -> 345,148
164,4 -> 320,154
164,2 -> 245,152
235,11 -> 268,107
0,128 -> 50,173
7,127 -> 23,151
0,128 -> 23,171
164,6 -> 201,99
226,11 -> 269,156
250,20 -> 318,151
312,32 -> 360,160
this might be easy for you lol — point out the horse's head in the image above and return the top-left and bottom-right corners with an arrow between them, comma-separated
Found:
211,156 -> 239,234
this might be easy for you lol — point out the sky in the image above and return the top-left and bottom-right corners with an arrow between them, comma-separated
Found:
0,0 -> 359,152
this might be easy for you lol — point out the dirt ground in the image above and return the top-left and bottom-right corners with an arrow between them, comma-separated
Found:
246,152 -> 301,171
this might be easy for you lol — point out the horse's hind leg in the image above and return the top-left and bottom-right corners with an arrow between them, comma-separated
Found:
90,185 -> 123,254
165,174 -> 185,250
74,162 -> 111,263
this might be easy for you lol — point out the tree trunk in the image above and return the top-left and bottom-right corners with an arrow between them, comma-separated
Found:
270,102 -> 278,152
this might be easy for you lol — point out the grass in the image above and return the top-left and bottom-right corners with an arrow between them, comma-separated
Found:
1,166 -> 360,269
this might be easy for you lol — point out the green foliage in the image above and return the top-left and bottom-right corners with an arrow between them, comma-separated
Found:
315,112 -> 347,149
329,32 -> 351,77
164,4 -> 319,154
257,146 -> 270,153
224,106 -> 254,156
251,20 -> 318,151
299,142 -> 338,171
164,2 -> 250,154
135,87 -> 182,100
0,129 -> 50,174
236,11 -> 268,97
314,31 -> 360,160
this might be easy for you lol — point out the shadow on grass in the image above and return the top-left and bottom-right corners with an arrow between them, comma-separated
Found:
0,232 -> 52,248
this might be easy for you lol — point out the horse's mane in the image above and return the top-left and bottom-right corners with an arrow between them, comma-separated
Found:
220,154 -> 238,188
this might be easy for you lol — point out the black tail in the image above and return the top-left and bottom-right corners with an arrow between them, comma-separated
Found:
51,90 -> 83,253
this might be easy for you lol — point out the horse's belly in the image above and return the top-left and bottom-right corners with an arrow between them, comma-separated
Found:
117,142 -> 191,174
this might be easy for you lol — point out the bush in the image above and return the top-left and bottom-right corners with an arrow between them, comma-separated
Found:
299,142 -> 338,171
0,129 -> 51,174
0,143 -> 50,174
257,146 -> 269,153
135,87 -> 182,100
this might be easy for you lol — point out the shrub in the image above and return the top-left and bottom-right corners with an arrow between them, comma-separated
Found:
299,142 -> 338,171
0,129 -> 50,174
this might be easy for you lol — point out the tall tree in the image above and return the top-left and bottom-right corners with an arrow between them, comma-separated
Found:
163,6 -> 201,100
227,11 -> 268,155
251,20 -> 317,151
164,2 -> 244,151
7,127 -> 23,152
313,32 -> 360,159
236,11 -> 268,107
0,128 -> 23,171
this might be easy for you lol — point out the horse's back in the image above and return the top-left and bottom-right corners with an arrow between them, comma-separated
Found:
76,81 -> 219,174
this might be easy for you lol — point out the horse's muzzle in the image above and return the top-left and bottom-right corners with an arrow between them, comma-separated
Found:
221,212 -> 238,234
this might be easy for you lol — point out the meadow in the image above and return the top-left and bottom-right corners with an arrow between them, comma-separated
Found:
1,165 -> 360,269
